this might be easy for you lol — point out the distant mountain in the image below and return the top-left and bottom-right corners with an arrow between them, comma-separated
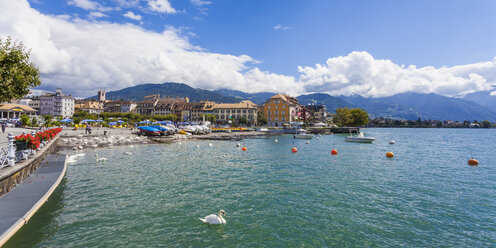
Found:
213,89 -> 275,105
380,92 -> 496,121
462,90 -> 496,113
340,94 -> 429,120
87,82 -> 496,121
297,93 -> 353,113
87,82 -> 238,103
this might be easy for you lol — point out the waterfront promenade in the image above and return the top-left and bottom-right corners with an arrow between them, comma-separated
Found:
0,154 -> 66,246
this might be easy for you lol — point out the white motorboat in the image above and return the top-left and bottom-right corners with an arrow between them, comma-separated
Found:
345,132 -> 375,143
294,133 -> 314,139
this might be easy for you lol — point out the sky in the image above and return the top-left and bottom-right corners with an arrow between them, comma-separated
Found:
1,0 -> 496,98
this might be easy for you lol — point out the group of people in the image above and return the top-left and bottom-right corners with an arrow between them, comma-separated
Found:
85,124 -> 93,134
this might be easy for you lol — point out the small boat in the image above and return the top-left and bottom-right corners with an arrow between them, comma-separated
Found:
294,133 -> 314,139
345,132 -> 375,143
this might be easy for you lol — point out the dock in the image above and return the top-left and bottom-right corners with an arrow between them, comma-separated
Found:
0,154 -> 67,246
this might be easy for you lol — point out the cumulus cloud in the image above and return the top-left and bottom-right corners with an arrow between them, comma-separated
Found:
123,11 -> 142,21
147,0 -> 176,14
273,24 -> 290,30
68,0 -> 113,12
88,11 -> 107,18
298,51 -> 496,97
1,0 -> 495,99
0,0 -> 301,97
190,0 -> 211,7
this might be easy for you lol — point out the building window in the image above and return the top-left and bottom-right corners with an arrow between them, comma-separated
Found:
267,111 -> 271,115
237,110 -> 241,113
242,110 -> 246,113
282,105 -> 285,109
268,106 -> 271,109
275,106 -> 278,109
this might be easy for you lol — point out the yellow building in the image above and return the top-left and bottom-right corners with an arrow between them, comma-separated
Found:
263,94 -> 300,127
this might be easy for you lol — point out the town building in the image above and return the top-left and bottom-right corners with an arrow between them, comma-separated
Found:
0,104 -> 37,119
213,100 -> 258,124
135,96 -> 189,116
104,100 -> 137,113
10,98 -> 40,114
39,88 -> 75,117
75,101 -> 104,114
304,104 -> 327,123
263,94 -> 300,127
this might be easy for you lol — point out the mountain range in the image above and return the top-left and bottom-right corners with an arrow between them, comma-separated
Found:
88,82 -> 496,121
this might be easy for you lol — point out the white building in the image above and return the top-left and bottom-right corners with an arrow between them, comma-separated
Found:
39,88 -> 75,117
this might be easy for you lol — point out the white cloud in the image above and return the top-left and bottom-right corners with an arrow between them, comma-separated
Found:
68,0 -> 113,12
147,0 -> 176,14
298,51 -> 496,97
123,11 -> 141,21
273,24 -> 290,30
2,1 -> 495,99
190,0 -> 211,7
0,0 -> 301,97
68,0 -> 97,10
88,11 -> 107,18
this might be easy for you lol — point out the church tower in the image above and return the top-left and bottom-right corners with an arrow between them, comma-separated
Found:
98,89 -> 106,102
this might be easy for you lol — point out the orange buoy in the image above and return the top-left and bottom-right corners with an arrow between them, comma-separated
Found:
242,147 -> 247,151
386,152 -> 394,158
291,147 -> 298,153
331,149 -> 338,155
468,159 -> 479,166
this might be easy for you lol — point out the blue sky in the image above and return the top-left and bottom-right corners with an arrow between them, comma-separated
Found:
1,0 -> 496,97
30,0 -> 496,75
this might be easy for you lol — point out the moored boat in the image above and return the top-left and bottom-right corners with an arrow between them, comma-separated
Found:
345,132 -> 375,143
294,133 -> 314,139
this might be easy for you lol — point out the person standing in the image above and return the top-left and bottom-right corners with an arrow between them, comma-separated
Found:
1,122 -> 5,133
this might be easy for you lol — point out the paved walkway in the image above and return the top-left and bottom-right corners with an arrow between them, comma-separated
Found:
0,128 -> 37,144
0,154 -> 66,246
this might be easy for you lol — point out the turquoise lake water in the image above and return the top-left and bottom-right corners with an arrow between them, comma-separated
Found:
6,128 -> 496,247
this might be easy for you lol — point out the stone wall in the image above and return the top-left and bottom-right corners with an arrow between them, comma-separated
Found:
0,137 -> 59,197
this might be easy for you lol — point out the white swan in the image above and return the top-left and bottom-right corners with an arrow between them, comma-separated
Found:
123,151 -> 132,155
67,154 -> 78,164
389,140 -> 396,145
95,154 -> 107,162
200,210 -> 226,224
274,139 -> 278,143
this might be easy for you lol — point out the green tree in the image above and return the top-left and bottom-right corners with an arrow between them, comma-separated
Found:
0,36 -> 41,103
201,114 -> 216,123
481,120 -> 491,128
332,107 -> 351,127
258,117 -> 267,125
238,116 -> 248,125
349,108 -> 369,127
31,117 -> 37,127
73,111 -> 88,118
20,114 -> 30,126
43,115 -> 52,126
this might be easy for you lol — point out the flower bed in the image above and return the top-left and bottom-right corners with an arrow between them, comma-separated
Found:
14,128 -> 62,150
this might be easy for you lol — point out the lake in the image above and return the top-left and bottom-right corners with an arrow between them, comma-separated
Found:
6,128 -> 496,247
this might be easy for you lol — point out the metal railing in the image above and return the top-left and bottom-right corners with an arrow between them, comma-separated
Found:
0,141 -> 9,169
0,131 -> 45,169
